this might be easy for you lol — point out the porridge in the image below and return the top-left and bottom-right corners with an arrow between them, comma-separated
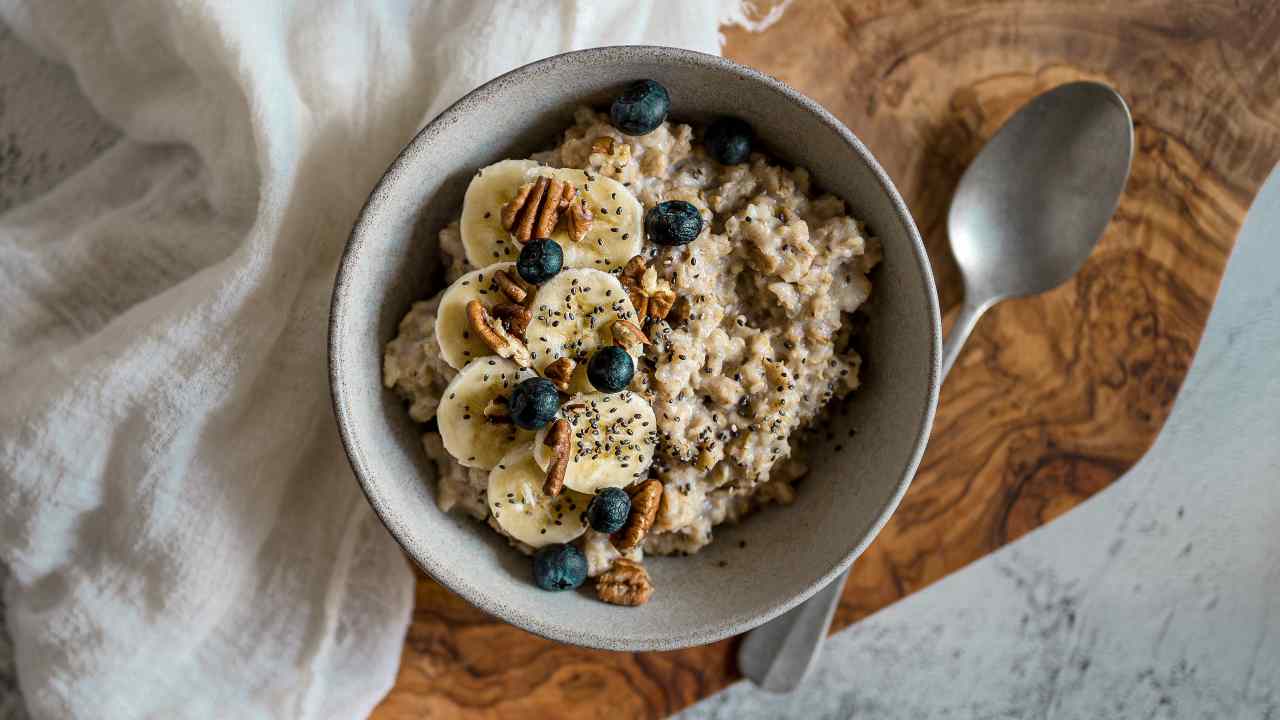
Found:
383,80 -> 880,605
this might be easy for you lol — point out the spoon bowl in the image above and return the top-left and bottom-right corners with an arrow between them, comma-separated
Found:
949,81 -> 1134,302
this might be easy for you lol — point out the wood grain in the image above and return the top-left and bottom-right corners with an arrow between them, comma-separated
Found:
373,2 -> 1280,717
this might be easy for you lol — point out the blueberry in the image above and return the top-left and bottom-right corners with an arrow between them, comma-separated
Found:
532,543 -> 588,591
587,487 -> 631,534
609,79 -> 670,136
587,346 -> 635,393
705,117 -> 753,165
508,377 -> 560,430
517,238 -> 563,284
645,200 -> 703,247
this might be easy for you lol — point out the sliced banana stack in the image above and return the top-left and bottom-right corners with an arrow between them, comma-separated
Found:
525,268 -> 641,384
460,160 -> 643,271
488,443 -> 590,547
533,391 -> 658,494
437,357 -> 536,469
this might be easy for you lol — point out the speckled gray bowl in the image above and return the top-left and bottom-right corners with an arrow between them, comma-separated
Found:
330,46 -> 941,650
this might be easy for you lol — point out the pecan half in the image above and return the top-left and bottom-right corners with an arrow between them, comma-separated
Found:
466,300 -> 532,367
542,419 -> 571,497
611,480 -> 662,551
490,302 -> 532,339
647,289 -> 676,320
499,182 -> 534,230
596,558 -> 654,606
610,319 -> 650,351
502,177 -> 555,243
494,269 -> 532,304
482,395 -> 511,424
534,179 -> 568,239
543,357 -> 576,393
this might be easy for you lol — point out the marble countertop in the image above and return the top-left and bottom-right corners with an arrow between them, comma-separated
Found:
2,20 -> 1277,720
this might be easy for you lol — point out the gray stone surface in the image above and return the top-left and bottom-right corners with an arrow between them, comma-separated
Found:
678,170 -> 1280,719
0,21 -> 119,720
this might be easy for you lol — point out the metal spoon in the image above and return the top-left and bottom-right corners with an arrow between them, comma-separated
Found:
739,81 -> 1134,693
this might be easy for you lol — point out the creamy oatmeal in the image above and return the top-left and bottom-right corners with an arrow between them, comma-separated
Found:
384,90 -> 879,605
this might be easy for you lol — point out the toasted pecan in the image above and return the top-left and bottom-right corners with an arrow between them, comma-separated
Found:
595,558 -> 654,606
494,269 -> 532,304
610,480 -> 662,552
542,357 -> 576,393
542,419 -> 571,497
490,302 -> 532,339
610,319 -> 650,351
466,300 -> 532,367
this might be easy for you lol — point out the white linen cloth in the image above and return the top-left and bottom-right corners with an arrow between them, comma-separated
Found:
0,2 -> 777,717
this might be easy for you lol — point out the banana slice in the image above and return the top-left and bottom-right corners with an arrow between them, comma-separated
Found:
525,268 -> 640,380
488,443 -> 590,547
435,262 -> 517,370
437,357 -> 536,469
460,161 -> 643,271
533,391 -> 658,494
460,159 -> 540,268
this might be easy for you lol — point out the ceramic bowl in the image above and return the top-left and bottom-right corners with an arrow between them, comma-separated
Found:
330,46 -> 941,650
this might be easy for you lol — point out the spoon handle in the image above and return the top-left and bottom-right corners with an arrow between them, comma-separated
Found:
939,298 -> 992,380
738,297 -> 988,692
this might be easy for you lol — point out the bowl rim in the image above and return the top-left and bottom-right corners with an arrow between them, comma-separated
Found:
330,44 -> 942,651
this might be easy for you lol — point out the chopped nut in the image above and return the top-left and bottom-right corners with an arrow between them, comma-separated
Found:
622,255 -> 647,280
466,300 -> 532,367
566,197 -> 593,243
482,395 -> 512,424
542,419 -> 571,496
618,255 -> 679,323
648,289 -> 676,320
591,136 -> 615,155
630,293 -> 649,320
611,480 -> 662,551
491,302 -> 532,339
494,269 -> 532,304
596,558 -> 654,606
640,266 -> 660,294
610,319 -> 650,351
543,357 -> 576,393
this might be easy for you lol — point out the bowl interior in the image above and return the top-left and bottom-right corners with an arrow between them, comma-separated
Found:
331,47 -> 940,650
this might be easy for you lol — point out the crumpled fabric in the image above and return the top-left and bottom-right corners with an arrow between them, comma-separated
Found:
0,1 -> 770,716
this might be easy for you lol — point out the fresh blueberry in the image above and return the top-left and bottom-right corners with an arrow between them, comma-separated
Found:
609,79 -> 670,136
704,117 -> 754,165
587,487 -> 631,534
587,346 -> 635,393
508,377 -> 560,430
517,238 -> 563,284
532,543 -> 588,591
645,200 -> 703,246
